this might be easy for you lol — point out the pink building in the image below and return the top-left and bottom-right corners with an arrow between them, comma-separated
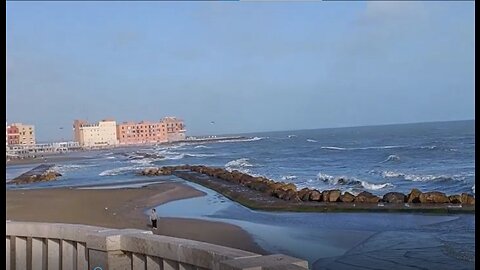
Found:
116,117 -> 186,145
162,117 -> 186,142
7,126 -> 20,145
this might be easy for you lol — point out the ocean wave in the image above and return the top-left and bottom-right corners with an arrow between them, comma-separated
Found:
360,181 -> 394,190
99,166 -> 136,176
381,154 -> 401,163
381,171 -> 466,182
163,154 -> 185,160
420,146 -> 437,150
321,146 -> 347,150
52,164 -> 94,174
225,158 -> 253,168
225,158 -> 255,174
306,139 -> 318,143
99,165 -> 151,176
321,145 -> 405,151
281,175 -> 298,181
184,153 -> 216,157
288,135 -> 297,138
194,145 -> 209,149
473,185 -> 475,194
129,158 -> 163,165
317,172 -> 393,191
217,137 -> 266,143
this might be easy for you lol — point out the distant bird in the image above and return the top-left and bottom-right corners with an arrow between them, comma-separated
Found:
210,121 -> 215,125
59,127 -> 64,130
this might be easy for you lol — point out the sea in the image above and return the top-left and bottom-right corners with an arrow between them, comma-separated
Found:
6,120 -> 475,196
5,120 -> 475,269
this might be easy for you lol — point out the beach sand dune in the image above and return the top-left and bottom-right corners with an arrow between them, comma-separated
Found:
6,182 -> 266,255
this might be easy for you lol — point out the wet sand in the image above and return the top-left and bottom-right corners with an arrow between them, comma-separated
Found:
6,182 -> 266,254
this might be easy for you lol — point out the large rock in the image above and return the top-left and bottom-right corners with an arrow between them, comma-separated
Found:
297,188 -> 311,201
322,190 -> 341,202
142,167 -> 158,175
283,189 -> 300,201
339,192 -> 355,203
419,192 -> 449,203
448,195 -> 462,204
157,167 -> 175,175
10,165 -> 62,185
354,191 -> 380,203
406,188 -> 422,203
281,183 -> 297,192
460,193 -> 475,205
309,190 -> 322,201
383,192 -> 406,204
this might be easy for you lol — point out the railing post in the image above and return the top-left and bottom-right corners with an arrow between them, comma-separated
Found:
6,237 -> 11,270
76,242 -> 88,270
32,237 -> 46,270
86,228 -> 151,270
47,239 -> 61,270
62,240 -> 76,270
15,236 -> 27,270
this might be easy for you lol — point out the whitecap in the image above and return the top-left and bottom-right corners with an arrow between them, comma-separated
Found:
321,146 -> 347,150
194,145 -> 209,149
381,171 -> 456,182
281,175 -> 298,181
217,137 -> 266,143
472,185 -> 475,194
225,158 -> 255,174
306,139 -> 318,143
321,145 -> 406,151
381,154 -> 400,163
163,154 -> 185,160
184,153 -> 216,157
317,172 -> 393,190
53,164 -> 95,174
288,135 -> 297,138
360,181 -> 394,190
99,166 -> 138,176
225,158 -> 253,169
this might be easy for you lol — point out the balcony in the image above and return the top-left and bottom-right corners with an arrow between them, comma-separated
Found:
6,221 -> 309,270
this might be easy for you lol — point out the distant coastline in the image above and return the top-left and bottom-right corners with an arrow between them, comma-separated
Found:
6,135 -> 247,165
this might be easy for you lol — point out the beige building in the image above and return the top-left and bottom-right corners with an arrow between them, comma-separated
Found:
162,117 -> 186,142
7,123 -> 36,145
73,119 -> 118,148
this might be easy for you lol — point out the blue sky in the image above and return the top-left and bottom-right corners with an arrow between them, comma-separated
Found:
6,1 -> 475,141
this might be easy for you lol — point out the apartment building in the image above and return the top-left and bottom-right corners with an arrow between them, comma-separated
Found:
73,119 -> 118,148
116,117 -> 185,145
162,117 -> 186,142
116,121 -> 168,145
7,123 -> 35,145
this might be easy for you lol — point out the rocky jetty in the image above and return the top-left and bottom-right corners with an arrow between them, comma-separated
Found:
9,164 -> 62,185
140,165 -> 475,210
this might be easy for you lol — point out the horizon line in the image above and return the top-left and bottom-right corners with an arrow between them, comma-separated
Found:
194,118 -> 475,137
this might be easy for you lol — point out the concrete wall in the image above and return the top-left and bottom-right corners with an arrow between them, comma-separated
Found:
6,221 -> 309,270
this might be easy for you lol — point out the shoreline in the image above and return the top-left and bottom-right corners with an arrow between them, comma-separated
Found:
6,136 -> 247,166
6,181 -> 266,255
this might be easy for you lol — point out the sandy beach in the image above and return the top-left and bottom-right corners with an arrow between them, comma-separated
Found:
6,182 -> 266,255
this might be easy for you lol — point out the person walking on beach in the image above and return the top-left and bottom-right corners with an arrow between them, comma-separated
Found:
150,209 -> 158,230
